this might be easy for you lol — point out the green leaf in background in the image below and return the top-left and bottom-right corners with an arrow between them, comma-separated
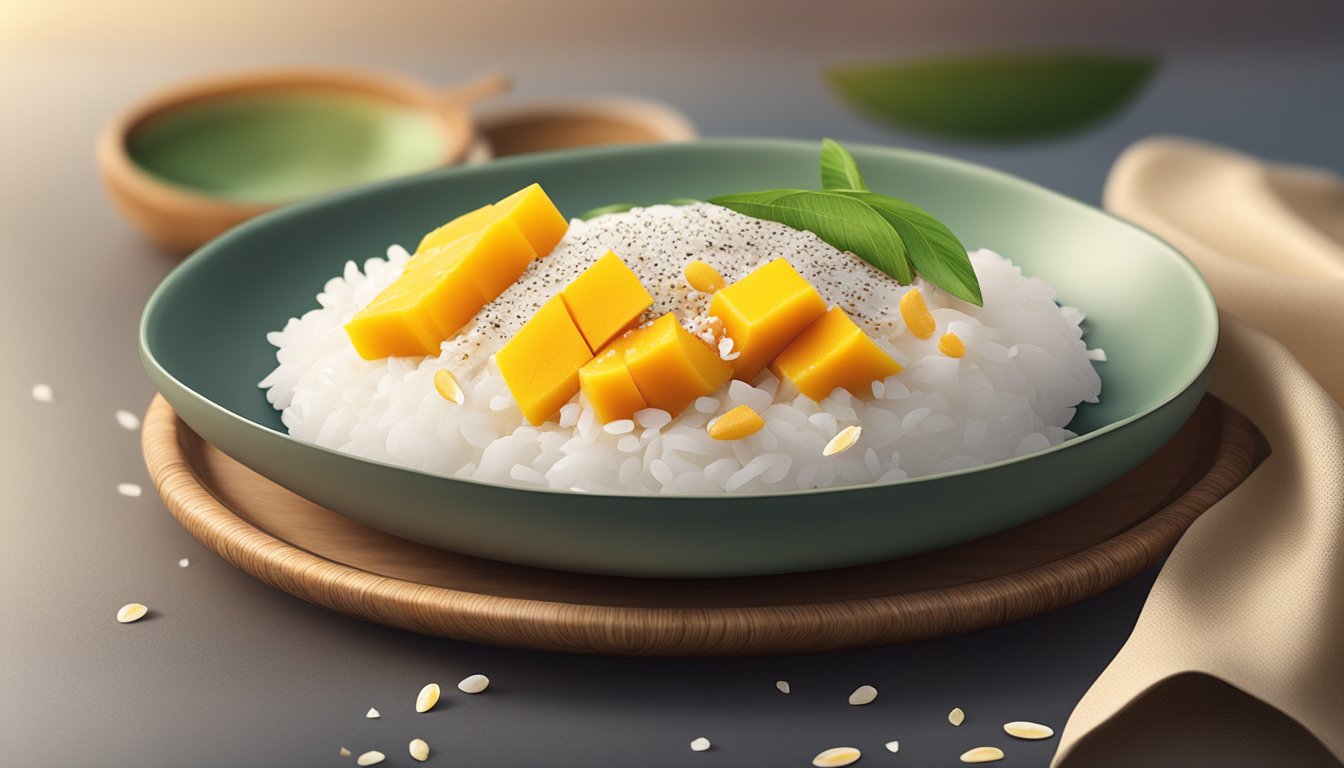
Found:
579,202 -> 638,220
579,198 -> 703,221
819,138 -> 869,191
827,52 -> 1157,141
836,191 -> 981,305
709,189 -> 914,284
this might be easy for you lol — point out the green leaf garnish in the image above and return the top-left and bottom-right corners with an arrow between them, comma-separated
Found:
820,138 -> 869,191
710,140 -> 981,305
836,192 -> 979,305
828,51 -> 1156,141
710,189 -> 913,284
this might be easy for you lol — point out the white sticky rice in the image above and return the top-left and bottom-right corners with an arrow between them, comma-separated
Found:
261,204 -> 1102,494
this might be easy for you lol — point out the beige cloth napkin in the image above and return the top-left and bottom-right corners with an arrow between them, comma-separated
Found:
1052,138 -> 1344,766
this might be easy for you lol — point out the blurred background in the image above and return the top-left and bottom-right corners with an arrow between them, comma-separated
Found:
2,0 -> 1340,208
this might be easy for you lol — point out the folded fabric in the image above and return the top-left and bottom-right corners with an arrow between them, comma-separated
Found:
1053,138 -> 1344,767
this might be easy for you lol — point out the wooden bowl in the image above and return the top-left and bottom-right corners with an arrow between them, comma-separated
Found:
97,68 -> 505,254
478,95 -> 697,157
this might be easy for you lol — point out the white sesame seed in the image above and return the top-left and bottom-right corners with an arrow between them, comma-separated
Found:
356,750 -> 385,766
885,740 -> 899,753
457,674 -> 489,693
812,746 -> 862,767
115,409 -> 141,430
949,707 -> 966,726
116,603 -> 148,623
848,685 -> 877,706
408,738 -> 429,762
31,384 -> 53,403
366,708 -> 380,719
117,483 -> 142,498
775,680 -> 790,694
415,683 -> 440,713
178,558 -> 190,568
690,737 -> 711,752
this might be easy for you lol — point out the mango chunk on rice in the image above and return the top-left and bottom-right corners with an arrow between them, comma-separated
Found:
621,314 -> 732,417
346,182 -> 569,360
345,217 -> 534,359
497,296 -> 594,425
578,339 -> 649,423
416,182 -> 569,257
710,258 -> 827,381
771,307 -> 902,401
561,251 -> 653,351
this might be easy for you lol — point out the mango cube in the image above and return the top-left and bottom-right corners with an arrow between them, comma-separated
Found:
578,340 -> 649,423
561,251 -> 654,351
417,183 -> 569,258
344,218 -> 533,359
770,307 -> 903,401
446,217 -> 537,298
496,296 -> 594,425
709,258 -> 827,381
494,183 -> 571,256
622,314 -> 732,417
344,295 -> 444,359
414,204 -> 497,255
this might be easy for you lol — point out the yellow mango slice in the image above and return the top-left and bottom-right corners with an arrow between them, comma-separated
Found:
771,307 -> 903,401
415,183 -> 569,258
560,251 -> 654,352
622,314 -> 732,417
414,204 -> 497,255
709,258 -> 827,381
578,340 -> 649,423
493,183 -> 570,256
496,296 -> 594,425
446,217 -> 536,299
344,295 -> 443,359
345,219 -> 531,359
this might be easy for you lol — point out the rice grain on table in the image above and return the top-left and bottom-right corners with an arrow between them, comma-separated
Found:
262,204 -> 1102,495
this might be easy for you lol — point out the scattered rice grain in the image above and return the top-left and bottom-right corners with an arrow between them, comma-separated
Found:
1003,721 -> 1054,740
690,737 -> 711,752
960,746 -> 1004,764
949,707 -> 966,726
117,483 -> 143,498
848,684 -> 877,706
115,409 -> 141,430
415,683 -> 440,713
458,674 -> 489,693
356,750 -> 385,766
116,603 -> 147,623
409,738 -> 429,762
824,426 -> 861,457
812,746 -> 862,767
31,384 -> 53,403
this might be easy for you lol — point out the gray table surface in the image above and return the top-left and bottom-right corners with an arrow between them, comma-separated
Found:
3,1 -> 1341,765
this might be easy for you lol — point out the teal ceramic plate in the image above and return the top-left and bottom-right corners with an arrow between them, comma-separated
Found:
140,138 -> 1217,577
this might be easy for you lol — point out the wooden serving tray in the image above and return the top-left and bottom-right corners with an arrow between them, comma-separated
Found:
142,394 -> 1264,657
